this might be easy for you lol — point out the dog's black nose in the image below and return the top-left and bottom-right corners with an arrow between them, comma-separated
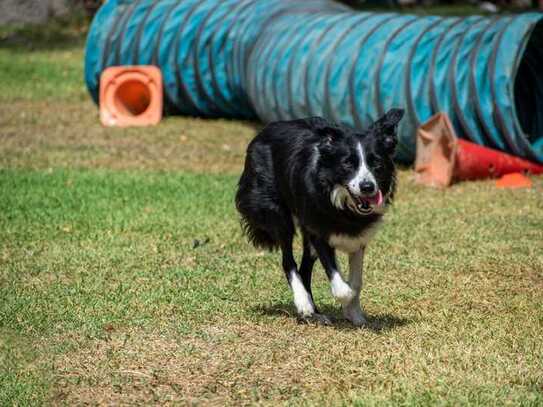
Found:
359,181 -> 376,195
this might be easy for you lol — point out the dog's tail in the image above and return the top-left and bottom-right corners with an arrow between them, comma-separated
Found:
235,185 -> 281,251
238,216 -> 280,251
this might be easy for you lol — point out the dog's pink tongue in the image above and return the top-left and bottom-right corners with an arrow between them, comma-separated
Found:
367,190 -> 383,206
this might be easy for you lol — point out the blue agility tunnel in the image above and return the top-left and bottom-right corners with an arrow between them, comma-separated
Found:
85,0 -> 543,164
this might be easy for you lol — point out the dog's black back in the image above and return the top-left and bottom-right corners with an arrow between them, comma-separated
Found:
235,116 -> 396,250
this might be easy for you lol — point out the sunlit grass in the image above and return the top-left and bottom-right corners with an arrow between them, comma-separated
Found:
1,12 -> 542,406
1,167 -> 542,405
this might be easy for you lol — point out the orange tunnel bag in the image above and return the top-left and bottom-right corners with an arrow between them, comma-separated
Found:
415,113 -> 543,188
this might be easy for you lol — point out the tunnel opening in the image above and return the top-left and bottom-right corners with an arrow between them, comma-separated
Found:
514,20 -> 543,151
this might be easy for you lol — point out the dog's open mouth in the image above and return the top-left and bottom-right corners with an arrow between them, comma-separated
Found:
350,190 -> 383,214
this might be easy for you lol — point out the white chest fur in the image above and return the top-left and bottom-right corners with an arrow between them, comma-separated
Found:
328,221 -> 382,253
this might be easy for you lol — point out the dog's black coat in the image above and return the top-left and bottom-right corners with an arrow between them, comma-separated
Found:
235,110 -> 403,323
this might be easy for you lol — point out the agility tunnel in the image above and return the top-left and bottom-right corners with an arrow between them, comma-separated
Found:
85,0 -> 543,164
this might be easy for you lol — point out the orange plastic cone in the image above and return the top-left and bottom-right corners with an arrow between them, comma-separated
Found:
415,112 -> 543,188
495,173 -> 533,189
99,65 -> 163,127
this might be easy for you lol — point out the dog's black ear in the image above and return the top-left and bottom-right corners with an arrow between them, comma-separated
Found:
317,125 -> 344,146
370,108 -> 404,155
371,108 -> 404,132
381,132 -> 397,155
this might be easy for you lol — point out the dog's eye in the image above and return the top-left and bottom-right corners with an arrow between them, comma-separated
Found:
367,155 -> 382,168
340,157 -> 353,169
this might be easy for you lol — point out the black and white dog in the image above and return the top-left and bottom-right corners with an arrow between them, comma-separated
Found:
235,109 -> 404,326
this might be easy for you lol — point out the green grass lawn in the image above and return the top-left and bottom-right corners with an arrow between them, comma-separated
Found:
1,18 -> 542,406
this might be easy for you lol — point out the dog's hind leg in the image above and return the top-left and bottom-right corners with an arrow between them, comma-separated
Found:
343,248 -> 367,326
297,233 -> 333,325
281,238 -> 313,318
311,237 -> 355,307
281,234 -> 330,325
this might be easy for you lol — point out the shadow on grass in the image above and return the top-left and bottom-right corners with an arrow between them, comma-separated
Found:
254,302 -> 412,333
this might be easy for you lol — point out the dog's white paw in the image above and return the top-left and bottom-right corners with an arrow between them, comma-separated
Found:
330,274 -> 354,305
294,298 -> 315,317
291,272 -> 315,317
343,304 -> 367,327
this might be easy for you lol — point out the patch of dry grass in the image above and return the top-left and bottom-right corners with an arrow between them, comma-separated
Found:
0,100 -> 258,174
52,307 -> 542,406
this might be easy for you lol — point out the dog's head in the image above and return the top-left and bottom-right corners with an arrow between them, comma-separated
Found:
315,109 -> 404,216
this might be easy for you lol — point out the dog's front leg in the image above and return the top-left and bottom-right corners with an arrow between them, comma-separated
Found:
311,238 -> 354,306
343,248 -> 367,326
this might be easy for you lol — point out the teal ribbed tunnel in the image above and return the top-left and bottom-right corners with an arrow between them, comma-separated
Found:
85,0 -> 543,164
